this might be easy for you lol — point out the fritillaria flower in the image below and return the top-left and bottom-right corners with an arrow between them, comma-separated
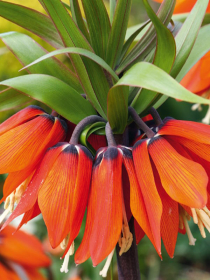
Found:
0,105 -> 67,209
0,224 -> 50,280
130,107 -> 210,257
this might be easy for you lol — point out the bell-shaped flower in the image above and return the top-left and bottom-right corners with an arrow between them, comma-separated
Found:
0,105 -> 67,203
75,145 -> 148,277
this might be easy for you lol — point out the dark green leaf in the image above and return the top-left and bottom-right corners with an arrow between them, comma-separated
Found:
81,0 -> 111,59
0,1 -> 63,48
0,74 -> 97,124
0,32 -> 83,93
40,0 -> 110,119
107,86 -> 129,133
106,0 -> 132,68
70,0 -> 90,41
21,47 -> 119,82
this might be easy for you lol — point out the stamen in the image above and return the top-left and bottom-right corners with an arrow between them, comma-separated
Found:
182,214 -> 196,245
203,206 -> 210,217
197,219 -> 206,238
191,208 -> 198,224
0,208 -> 10,224
60,234 -> 70,250
118,224 -> 133,256
60,241 -> 75,273
196,209 -> 210,233
179,215 -> 184,230
202,105 -> 210,124
191,103 -> 202,111
99,249 -> 115,278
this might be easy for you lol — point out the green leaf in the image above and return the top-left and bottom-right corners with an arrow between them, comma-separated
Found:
106,0 -> 132,68
0,1 -> 63,48
81,0 -> 111,59
115,62 -> 210,114
0,32 -> 83,93
0,75 -> 97,124
129,0 -> 176,116
110,0 -> 116,24
0,88 -> 31,111
172,13 -> 210,26
176,24 -> 210,82
40,0 -> 110,119
21,47 -> 119,82
170,0 -> 209,78
70,0 -> 90,41
107,86 -> 129,133
117,0 -> 176,74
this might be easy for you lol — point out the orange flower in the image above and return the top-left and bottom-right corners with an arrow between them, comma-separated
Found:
0,105 -> 67,204
154,0 -> 210,14
0,224 -> 50,280
132,117 -> 210,257
75,146 -> 139,276
1,142 -> 93,271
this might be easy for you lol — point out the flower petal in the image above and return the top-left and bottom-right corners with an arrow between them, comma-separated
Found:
89,147 -> 123,266
132,141 -> 162,256
148,136 -> 208,208
158,118 -> 210,144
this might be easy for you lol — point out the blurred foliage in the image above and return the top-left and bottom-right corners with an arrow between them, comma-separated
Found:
1,1 -> 210,280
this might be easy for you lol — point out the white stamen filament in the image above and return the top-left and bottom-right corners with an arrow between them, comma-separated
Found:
191,208 -> 198,224
60,241 -> 74,273
99,249 -> 115,278
196,209 -> 210,233
202,105 -> 210,124
182,214 -> 196,245
197,219 -> 206,238
191,103 -> 202,112
60,234 -> 70,250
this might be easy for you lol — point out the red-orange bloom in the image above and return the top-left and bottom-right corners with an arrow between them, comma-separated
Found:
75,146 -> 141,276
2,142 -> 93,254
0,105 -> 67,203
0,224 -> 50,280
132,117 -> 210,256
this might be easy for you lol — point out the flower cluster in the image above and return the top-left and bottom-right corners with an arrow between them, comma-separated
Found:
1,105 -> 210,277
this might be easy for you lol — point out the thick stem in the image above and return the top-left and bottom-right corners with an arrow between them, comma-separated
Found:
70,115 -> 106,145
105,122 -> 116,146
128,107 -> 155,138
116,217 -> 141,280
149,107 -> 163,126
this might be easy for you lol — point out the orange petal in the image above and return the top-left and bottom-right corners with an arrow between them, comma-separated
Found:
63,145 -> 93,253
0,105 -> 45,136
158,118 -> 210,144
0,225 -> 51,268
89,147 -> 123,266
25,268 -> 46,280
0,263 -> 20,280
88,134 -> 107,151
148,136 -> 208,208
131,141 -> 162,256
154,167 -> 179,258
134,221 -> 145,244
1,143 -> 64,230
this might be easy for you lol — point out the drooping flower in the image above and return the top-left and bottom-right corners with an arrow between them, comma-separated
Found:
0,105 -> 67,204
75,144 -> 143,276
132,115 -> 210,256
0,224 -> 50,280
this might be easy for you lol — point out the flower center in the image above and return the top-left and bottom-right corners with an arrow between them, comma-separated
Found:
191,207 -> 210,238
179,207 -> 196,246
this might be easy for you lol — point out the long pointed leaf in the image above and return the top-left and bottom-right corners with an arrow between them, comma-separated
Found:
70,0 -> 90,41
0,32 -> 83,93
21,47 -> 119,81
114,62 -> 210,110
0,1 -> 63,49
0,75 -> 96,124
40,0 -> 110,119
0,88 -> 31,111
106,0 -> 132,68
130,0 -> 176,115
81,0 -> 111,59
